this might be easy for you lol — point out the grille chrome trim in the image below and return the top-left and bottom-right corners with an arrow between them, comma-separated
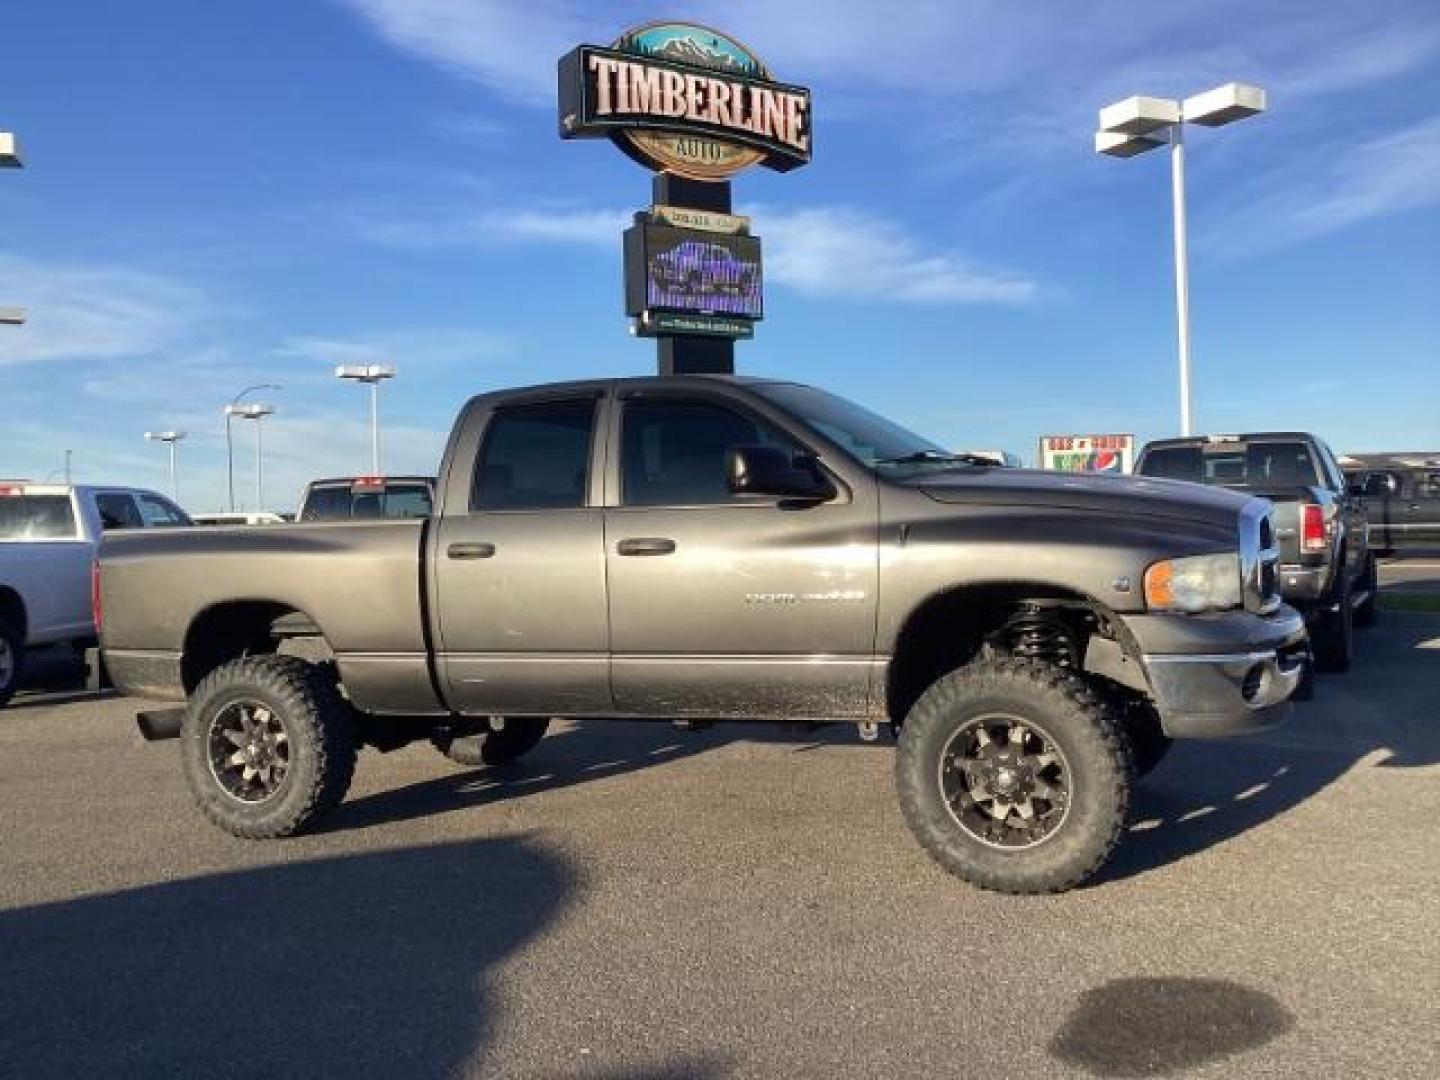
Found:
1239,500 -> 1282,614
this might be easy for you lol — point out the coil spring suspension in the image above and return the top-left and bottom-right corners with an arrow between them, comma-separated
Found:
997,605 -> 1077,668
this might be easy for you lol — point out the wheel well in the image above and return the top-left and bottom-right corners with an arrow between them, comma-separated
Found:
886,583 -> 1121,724
181,602 -> 333,693
0,587 -> 26,640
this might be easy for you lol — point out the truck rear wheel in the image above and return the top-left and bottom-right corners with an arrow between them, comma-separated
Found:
436,717 -> 550,767
0,618 -> 23,709
181,655 -> 357,839
1354,555 -> 1379,628
896,658 -> 1131,894
1312,571 -> 1354,673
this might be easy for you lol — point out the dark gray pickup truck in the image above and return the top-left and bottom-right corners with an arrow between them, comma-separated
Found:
1135,432 -> 1376,672
100,376 -> 1307,893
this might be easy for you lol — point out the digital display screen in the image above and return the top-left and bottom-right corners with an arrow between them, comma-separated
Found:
642,226 -> 763,319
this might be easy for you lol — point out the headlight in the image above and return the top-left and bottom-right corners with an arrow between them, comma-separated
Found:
1144,553 -> 1242,613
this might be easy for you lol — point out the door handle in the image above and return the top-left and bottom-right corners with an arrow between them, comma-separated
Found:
616,537 -> 676,557
447,541 -> 496,560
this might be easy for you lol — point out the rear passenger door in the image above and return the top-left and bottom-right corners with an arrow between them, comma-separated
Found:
431,394 -> 611,716
1399,471 -> 1440,550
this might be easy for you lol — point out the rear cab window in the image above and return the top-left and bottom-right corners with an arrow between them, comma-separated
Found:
1140,441 -> 1322,488
0,490 -> 79,540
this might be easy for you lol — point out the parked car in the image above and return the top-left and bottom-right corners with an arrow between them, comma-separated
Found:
297,476 -> 434,522
99,376 -> 1305,894
192,511 -> 287,526
0,482 -> 190,706
1340,454 -> 1440,554
1135,432 -> 1375,672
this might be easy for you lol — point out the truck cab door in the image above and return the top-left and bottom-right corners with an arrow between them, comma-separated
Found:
603,390 -> 880,719
430,394 -> 610,716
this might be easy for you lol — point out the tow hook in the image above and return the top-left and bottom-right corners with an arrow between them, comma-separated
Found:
857,721 -> 880,742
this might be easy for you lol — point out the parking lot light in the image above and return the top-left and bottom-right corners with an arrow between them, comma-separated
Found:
144,430 -> 186,502
335,364 -> 396,475
223,384 -> 281,511
224,402 -> 275,510
0,131 -> 20,168
1095,83 -> 1267,436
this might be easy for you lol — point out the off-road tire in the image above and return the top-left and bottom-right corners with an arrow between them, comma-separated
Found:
896,658 -> 1131,894
1354,555 -> 1379,629
0,619 -> 23,709
181,655 -> 357,838
1312,571 -> 1354,673
438,717 -> 550,767
1121,701 -> 1173,779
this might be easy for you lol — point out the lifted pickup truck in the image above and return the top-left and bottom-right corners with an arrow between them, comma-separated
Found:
1135,432 -> 1375,672
100,377 -> 1307,893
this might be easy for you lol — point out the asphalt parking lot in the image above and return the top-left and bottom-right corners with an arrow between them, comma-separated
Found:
2,566 -> 1437,1079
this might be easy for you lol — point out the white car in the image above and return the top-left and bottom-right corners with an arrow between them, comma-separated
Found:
191,511 -> 286,526
0,482 -> 190,706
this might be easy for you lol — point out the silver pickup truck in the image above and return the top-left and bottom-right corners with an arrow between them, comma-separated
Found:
1135,432 -> 1376,673
99,376 -> 1307,893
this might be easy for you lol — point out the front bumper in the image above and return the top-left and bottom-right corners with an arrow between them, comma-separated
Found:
1125,606 -> 1309,738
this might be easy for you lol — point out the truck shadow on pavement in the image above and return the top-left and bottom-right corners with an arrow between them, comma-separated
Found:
329,720 -> 866,834
0,835 -> 721,1079
1049,976 -> 1294,1077
1099,616 -> 1440,884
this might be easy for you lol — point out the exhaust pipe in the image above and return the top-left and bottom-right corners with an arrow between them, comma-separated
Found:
137,708 -> 185,741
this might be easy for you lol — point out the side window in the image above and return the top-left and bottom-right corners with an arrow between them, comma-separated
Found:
1317,443 -> 1345,492
136,493 -> 189,527
1418,472 -> 1440,500
95,492 -> 143,530
471,399 -> 595,511
621,398 -> 801,507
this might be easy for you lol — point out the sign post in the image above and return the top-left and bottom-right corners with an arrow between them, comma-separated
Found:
558,21 -> 811,376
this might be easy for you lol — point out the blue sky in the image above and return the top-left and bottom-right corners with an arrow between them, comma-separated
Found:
1,0 -> 1437,509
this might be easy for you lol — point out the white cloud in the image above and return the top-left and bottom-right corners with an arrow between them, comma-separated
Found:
277,327 -> 513,367
759,206 -> 1037,305
0,254 -> 216,367
1207,114 -> 1440,253
338,0 -> 585,105
358,204 -> 630,249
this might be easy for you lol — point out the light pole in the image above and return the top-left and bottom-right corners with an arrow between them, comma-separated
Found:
224,383 -> 281,511
335,364 -> 396,475
224,402 -> 275,510
1095,83 -> 1266,436
2,130 -> 23,327
144,430 -> 186,502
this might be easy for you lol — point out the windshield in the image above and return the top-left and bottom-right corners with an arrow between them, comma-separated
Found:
0,494 -> 78,540
753,384 -> 958,471
1141,443 -> 1322,489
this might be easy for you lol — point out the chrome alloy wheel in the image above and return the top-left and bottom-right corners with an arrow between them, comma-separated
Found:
207,700 -> 291,803
938,713 -> 1071,850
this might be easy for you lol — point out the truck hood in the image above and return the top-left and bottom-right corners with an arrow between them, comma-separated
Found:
912,468 -> 1254,528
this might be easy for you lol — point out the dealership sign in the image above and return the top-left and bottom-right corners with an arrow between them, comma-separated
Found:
1039,434 -> 1136,474
559,22 -> 812,181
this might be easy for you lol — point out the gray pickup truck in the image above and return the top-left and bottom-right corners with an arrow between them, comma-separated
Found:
1135,432 -> 1375,673
99,376 -> 1307,893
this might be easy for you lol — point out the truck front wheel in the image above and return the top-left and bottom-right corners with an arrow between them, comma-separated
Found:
436,717 -> 550,767
896,658 -> 1131,894
0,618 -> 23,709
181,656 -> 357,839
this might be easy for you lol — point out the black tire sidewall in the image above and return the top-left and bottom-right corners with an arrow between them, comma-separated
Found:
897,660 -> 1129,894
181,658 -> 353,837
0,619 -> 23,707
482,717 -> 549,765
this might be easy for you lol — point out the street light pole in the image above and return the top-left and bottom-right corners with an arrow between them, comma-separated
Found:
335,365 -> 396,475
1095,83 -> 1265,436
224,402 -> 275,511
225,383 -> 281,511
1169,124 -> 1192,437
145,431 -> 187,501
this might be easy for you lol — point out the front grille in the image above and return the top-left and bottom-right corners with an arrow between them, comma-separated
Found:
1240,502 -> 1281,614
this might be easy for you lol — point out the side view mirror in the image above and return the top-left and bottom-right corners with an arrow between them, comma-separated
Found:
727,445 -> 836,502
